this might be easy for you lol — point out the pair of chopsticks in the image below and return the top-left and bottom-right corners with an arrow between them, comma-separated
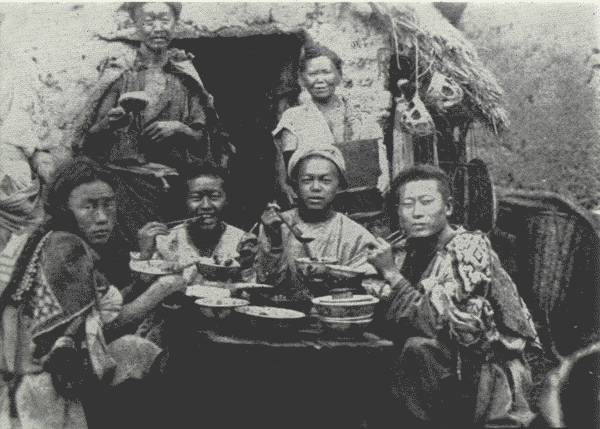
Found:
165,215 -> 204,227
344,230 -> 407,268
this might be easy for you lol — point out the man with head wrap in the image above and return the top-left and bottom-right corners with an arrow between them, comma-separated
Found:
256,146 -> 376,302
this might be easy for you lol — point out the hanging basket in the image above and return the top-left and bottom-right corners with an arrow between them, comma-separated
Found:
399,94 -> 436,137
425,71 -> 464,110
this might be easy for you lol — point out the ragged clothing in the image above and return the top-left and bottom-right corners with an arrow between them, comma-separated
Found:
256,209 -> 376,299
273,95 -> 390,193
77,49 -> 228,248
83,50 -> 212,169
273,95 -> 361,152
0,230 -> 161,429
383,227 -> 540,426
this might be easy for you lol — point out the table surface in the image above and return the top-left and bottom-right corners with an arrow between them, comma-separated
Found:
194,317 -> 394,350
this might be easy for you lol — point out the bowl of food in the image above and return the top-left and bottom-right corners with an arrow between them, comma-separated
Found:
185,284 -> 231,300
235,305 -> 306,334
295,257 -> 338,278
326,264 -> 366,290
118,91 -> 150,112
230,283 -> 275,304
129,252 -> 177,275
311,294 -> 379,319
267,294 -> 312,313
320,315 -> 373,335
196,256 -> 241,280
194,297 -> 249,320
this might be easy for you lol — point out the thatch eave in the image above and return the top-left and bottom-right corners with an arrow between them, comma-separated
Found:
371,2 -> 509,132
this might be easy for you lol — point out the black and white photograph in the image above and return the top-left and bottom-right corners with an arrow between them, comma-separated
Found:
0,1 -> 598,427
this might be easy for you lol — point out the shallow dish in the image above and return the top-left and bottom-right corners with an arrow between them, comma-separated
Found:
194,297 -> 249,319
235,305 -> 306,332
185,285 -> 231,299
312,294 -> 379,318
129,258 -> 175,275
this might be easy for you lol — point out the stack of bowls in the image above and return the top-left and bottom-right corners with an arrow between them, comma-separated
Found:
311,292 -> 379,335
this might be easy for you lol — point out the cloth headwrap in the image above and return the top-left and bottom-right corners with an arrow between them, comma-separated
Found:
287,145 -> 347,186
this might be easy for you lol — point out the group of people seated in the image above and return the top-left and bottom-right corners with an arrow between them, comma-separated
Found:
1,2 -> 589,428
0,148 -> 545,428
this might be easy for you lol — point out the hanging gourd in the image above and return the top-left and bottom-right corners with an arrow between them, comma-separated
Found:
397,36 -> 436,138
425,71 -> 464,110
399,95 -> 436,137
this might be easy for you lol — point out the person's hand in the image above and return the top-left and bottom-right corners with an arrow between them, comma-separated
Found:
31,151 -> 56,184
367,237 -> 398,282
107,106 -> 130,129
237,232 -> 259,269
137,222 -> 169,260
279,183 -> 297,207
362,279 -> 394,300
142,121 -> 189,143
261,203 -> 283,247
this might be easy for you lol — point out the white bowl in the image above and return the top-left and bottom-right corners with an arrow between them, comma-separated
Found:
185,285 -> 231,299
194,297 -> 249,319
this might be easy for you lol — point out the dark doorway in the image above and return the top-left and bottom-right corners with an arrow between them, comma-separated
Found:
175,34 -> 304,228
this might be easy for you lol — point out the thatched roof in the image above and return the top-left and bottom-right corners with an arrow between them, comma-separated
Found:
371,3 -> 509,132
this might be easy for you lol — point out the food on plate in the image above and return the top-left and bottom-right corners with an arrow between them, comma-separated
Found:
236,306 -> 305,319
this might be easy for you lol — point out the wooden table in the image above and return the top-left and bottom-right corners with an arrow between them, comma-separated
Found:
163,314 -> 398,429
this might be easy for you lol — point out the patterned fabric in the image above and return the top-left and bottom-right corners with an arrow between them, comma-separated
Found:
0,232 -> 30,296
385,228 -> 540,425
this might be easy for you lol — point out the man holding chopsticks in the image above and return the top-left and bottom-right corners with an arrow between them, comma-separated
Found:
256,146 -> 376,302
367,165 -> 541,427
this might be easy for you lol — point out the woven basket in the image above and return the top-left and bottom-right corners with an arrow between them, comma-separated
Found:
491,189 -> 600,358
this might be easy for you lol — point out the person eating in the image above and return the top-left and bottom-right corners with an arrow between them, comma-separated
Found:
136,161 -> 258,284
366,164 -> 541,426
257,146 -> 376,302
0,157 -> 186,428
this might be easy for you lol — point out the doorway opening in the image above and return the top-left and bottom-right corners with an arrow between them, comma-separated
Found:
174,33 -> 305,228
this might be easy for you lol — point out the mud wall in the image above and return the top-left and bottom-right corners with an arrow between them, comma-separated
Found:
0,2 -> 394,173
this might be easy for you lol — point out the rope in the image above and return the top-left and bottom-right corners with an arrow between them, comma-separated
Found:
388,13 -> 402,72
414,36 -> 419,90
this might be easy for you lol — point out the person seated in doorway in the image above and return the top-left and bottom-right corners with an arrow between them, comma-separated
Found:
0,157 -> 188,428
273,43 -> 389,207
257,146 -> 376,303
366,165 -> 541,427
74,2 -> 231,249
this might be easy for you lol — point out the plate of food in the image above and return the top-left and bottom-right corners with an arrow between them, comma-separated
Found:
185,284 -> 231,299
235,305 -> 306,332
129,254 -> 177,275
196,255 -> 241,279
